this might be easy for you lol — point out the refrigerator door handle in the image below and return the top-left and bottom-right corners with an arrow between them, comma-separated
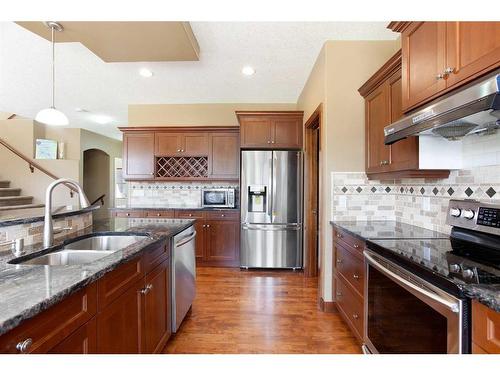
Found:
242,223 -> 302,231
268,155 -> 273,220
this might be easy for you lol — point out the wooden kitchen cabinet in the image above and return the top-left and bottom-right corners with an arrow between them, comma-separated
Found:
123,132 -> 155,180
472,300 -> 500,354
143,259 -> 171,354
209,131 -> 239,179
359,50 -> 449,179
49,318 -> 97,354
155,132 -> 209,156
237,111 -> 303,149
121,127 -> 239,181
389,21 -> 500,112
96,278 -> 145,354
332,224 -> 365,343
175,209 -> 240,267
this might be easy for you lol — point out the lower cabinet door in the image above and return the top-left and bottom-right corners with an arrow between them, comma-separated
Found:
144,259 -> 171,353
96,279 -> 145,354
48,318 -> 97,354
205,220 -> 239,266
193,220 -> 206,262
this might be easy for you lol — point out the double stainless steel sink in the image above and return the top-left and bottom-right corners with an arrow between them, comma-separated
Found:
10,234 -> 148,266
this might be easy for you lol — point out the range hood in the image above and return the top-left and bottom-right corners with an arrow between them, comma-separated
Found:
384,73 -> 500,145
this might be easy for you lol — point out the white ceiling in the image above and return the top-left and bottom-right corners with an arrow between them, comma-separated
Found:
0,22 -> 397,140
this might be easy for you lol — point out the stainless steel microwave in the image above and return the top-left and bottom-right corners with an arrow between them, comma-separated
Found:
201,188 -> 236,208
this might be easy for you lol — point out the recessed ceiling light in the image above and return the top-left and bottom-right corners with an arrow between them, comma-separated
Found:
242,66 -> 255,76
139,68 -> 153,78
93,115 -> 112,125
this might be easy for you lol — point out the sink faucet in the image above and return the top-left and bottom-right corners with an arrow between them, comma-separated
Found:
43,178 -> 90,248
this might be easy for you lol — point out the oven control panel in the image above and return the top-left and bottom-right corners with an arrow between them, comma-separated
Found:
446,199 -> 500,235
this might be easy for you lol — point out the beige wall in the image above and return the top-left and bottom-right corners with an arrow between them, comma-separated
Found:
128,103 -> 297,126
297,40 -> 401,301
83,149 -> 110,219
1,118 -> 122,209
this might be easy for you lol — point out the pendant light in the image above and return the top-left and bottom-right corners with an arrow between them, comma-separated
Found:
35,21 -> 69,126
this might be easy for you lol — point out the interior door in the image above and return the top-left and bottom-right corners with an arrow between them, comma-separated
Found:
272,151 -> 301,224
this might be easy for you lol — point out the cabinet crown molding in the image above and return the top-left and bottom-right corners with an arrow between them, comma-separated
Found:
235,110 -> 303,118
358,50 -> 402,97
387,21 -> 413,33
119,126 -> 239,132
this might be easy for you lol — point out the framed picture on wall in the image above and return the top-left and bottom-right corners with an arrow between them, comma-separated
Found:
35,139 -> 58,159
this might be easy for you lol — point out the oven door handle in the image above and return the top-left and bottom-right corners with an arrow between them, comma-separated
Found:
364,251 -> 460,313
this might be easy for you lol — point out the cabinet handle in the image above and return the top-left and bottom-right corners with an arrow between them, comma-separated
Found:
271,141 -> 275,144
336,258 -> 342,264
188,214 -> 193,217
352,314 -> 359,320
140,284 -> 153,295
150,172 -> 154,175
379,160 -> 390,166
336,233 -> 342,239
444,67 -> 455,75
206,224 -> 210,228
202,224 -> 206,228
16,338 -> 33,353
181,149 -> 185,152
353,274 -> 360,280
157,213 -> 161,217
126,213 -> 130,217
354,244 -> 360,249
436,73 -> 445,80
221,214 -> 225,217
336,292 -> 342,297
177,149 -> 181,152
267,140 -> 271,144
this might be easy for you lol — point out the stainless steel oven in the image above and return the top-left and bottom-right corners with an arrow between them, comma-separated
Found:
363,249 -> 467,354
201,188 -> 236,208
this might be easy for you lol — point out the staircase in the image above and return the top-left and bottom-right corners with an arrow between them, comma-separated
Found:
0,179 -> 43,211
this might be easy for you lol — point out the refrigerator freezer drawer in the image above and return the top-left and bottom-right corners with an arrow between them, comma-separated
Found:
240,224 -> 303,269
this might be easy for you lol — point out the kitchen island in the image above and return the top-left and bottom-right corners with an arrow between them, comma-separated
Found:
0,217 -> 194,353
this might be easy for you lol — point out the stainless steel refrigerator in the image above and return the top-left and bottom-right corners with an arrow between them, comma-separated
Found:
240,150 -> 303,269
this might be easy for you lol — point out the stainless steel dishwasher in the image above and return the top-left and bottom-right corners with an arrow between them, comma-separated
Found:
171,225 -> 196,333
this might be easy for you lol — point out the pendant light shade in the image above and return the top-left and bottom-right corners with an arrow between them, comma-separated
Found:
36,21 -> 68,126
35,107 -> 69,126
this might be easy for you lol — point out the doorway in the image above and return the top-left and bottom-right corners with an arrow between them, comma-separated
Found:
304,104 -> 321,278
83,148 -> 110,219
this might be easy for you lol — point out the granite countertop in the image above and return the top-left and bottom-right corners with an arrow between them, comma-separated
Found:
111,206 -> 239,211
0,205 -> 100,227
333,220 -> 500,313
0,217 -> 195,336
462,284 -> 500,312
330,220 -> 448,240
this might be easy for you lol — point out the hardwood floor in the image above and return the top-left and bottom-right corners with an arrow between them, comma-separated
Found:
163,267 -> 361,354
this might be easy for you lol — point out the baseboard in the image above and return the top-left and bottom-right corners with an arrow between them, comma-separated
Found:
318,297 -> 338,313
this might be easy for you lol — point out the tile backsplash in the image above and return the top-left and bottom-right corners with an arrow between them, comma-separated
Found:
331,165 -> 500,234
126,181 -> 239,208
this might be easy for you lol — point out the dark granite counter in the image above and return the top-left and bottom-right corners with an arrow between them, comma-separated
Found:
0,217 -> 194,336
330,220 -> 448,240
0,205 -> 100,227
111,206 -> 239,211
462,284 -> 500,313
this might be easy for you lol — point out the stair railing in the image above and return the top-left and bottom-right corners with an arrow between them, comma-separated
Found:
0,137 -> 78,197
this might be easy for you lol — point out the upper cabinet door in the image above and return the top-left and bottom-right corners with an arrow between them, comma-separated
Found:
155,133 -> 183,156
401,22 -> 447,111
445,22 -> 500,87
209,132 -> 239,179
240,117 -> 273,148
365,83 -> 390,173
387,70 -> 419,171
183,133 -> 209,156
272,117 -> 302,149
123,133 -> 155,180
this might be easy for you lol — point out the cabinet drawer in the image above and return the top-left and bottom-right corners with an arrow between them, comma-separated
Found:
145,210 -> 175,218
114,210 -> 145,218
472,300 -> 500,354
335,243 -> 364,297
175,210 -> 206,219
335,274 -> 364,342
0,283 -> 97,353
333,226 -> 365,255
206,211 -> 239,221
98,256 -> 144,308
143,240 -> 170,275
